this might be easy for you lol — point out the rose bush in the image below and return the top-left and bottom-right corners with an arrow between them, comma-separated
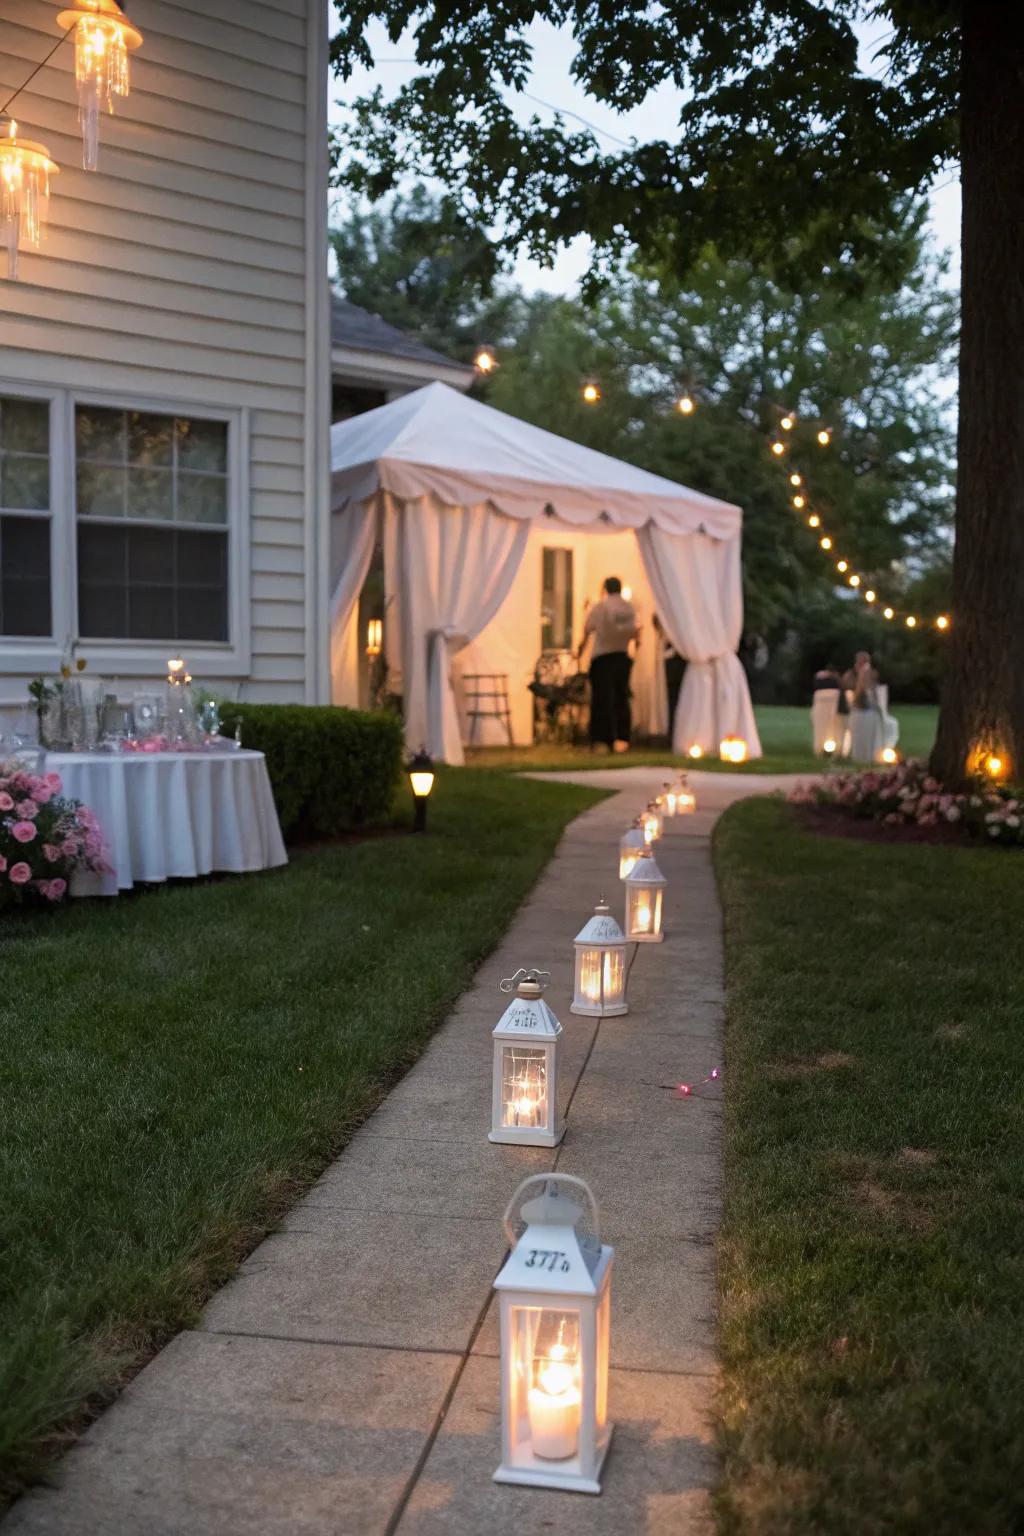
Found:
788,758 -> 1024,848
0,764 -> 109,906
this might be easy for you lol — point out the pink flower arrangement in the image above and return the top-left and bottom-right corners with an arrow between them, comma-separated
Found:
0,763 -> 109,907
788,758 -> 1024,848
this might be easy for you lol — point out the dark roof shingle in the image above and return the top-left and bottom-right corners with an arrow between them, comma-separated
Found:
330,293 -> 467,371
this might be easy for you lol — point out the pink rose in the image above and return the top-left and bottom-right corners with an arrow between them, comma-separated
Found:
12,821 -> 37,844
44,772 -> 63,792
62,838 -> 78,858
42,843 -> 61,864
18,799 -> 39,819
8,862 -> 31,885
47,877 -> 67,901
84,833 -> 102,858
0,792 -> 12,811
33,784 -> 52,805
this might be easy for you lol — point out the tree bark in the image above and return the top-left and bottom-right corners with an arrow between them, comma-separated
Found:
931,3 -> 1024,785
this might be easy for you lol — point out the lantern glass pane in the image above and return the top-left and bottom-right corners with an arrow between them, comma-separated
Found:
619,849 -> 638,879
578,947 -> 602,1006
627,884 -> 654,936
602,947 -> 624,1002
501,1046 -> 548,1130
595,1286 -> 610,1433
510,1305 -> 583,1462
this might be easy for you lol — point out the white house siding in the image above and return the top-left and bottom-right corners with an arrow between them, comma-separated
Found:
0,0 -> 329,707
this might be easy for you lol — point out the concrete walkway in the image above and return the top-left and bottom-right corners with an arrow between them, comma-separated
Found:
5,769 -> 800,1536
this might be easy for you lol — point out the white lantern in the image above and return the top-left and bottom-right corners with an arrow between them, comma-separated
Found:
489,970 -> 563,1148
623,846 -> 666,942
675,770 -> 697,815
659,781 -> 678,817
641,801 -> 663,843
571,900 -> 628,1018
494,1174 -> 613,1494
618,816 -> 647,879
720,735 -> 749,764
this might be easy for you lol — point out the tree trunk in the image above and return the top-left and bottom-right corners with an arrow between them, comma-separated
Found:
930,3 -> 1024,786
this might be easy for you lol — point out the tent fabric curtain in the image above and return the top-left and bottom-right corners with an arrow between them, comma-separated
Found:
399,495 -> 530,764
328,496 -> 377,706
636,526 -> 761,758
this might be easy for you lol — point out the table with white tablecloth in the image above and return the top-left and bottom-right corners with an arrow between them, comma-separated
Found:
47,750 -> 288,897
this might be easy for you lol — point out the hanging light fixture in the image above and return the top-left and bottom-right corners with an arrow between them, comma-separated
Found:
56,0 -> 144,172
0,117 -> 59,281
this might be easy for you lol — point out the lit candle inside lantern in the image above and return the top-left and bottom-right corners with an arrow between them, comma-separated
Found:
635,900 -> 652,932
687,744 -> 703,760
528,1333 -> 581,1460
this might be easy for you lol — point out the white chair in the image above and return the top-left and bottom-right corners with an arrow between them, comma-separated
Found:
810,689 -> 840,754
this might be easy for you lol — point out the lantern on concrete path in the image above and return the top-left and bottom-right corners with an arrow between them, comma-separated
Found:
623,846 -> 666,942
571,900 -> 628,1018
494,1174 -> 613,1493
642,801 -> 663,843
618,816 -> 646,879
659,781 -> 679,817
489,970 -> 564,1148
675,770 -> 697,815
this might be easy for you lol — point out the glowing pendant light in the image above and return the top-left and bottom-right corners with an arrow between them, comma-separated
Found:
0,117 -> 59,281
57,0 -> 143,171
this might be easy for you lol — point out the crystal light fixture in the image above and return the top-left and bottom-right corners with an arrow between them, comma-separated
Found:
57,0 -> 144,171
0,117 -> 59,280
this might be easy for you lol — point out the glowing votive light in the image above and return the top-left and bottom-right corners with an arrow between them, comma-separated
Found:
688,744 -> 703,760
365,617 -> 382,657
793,494 -> 806,509
936,614 -> 950,630
884,607 -> 895,620
881,746 -> 898,764
817,428 -> 831,446
719,736 -> 748,764
780,414 -> 795,431
986,755 -> 1004,778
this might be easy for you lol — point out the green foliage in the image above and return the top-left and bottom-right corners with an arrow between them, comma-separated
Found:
215,704 -> 404,840
330,5 -> 958,288
714,796 -> 1024,1533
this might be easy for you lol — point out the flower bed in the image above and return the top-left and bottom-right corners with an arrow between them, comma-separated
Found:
788,758 -> 1023,847
0,765 -> 109,906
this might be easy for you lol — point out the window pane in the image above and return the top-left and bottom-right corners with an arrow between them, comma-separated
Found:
77,523 -> 228,642
0,515 -> 51,636
127,466 -> 174,520
178,526 -> 227,584
177,470 -> 227,525
128,411 -> 174,467
77,464 -> 127,517
1,397 -> 49,455
127,582 -> 176,640
178,583 -> 227,641
76,405 -> 125,462
177,417 -> 227,473
2,453 -> 49,511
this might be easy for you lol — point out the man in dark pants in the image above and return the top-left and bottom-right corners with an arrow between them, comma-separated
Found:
578,577 -> 639,752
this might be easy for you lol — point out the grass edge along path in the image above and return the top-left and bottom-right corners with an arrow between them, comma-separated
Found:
0,769 -> 604,1507
712,797 -> 1024,1536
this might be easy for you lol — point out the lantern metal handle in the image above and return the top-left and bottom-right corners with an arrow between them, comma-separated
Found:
499,968 -> 551,994
502,1173 -> 600,1247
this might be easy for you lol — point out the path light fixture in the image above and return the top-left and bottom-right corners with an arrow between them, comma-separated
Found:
571,900 -> 628,1018
57,0 -> 144,171
823,737 -> 837,763
493,1174 -> 613,1494
720,736 -> 748,764
618,816 -> 647,879
489,970 -> 564,1148
675,771 -> 697,814
408,747 -> 434,832
878,746 -> 899,765
623,846 -> 666,942
642,801 -> 663,844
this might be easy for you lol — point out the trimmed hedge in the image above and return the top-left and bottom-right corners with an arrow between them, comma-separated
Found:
217,703 -> 404,841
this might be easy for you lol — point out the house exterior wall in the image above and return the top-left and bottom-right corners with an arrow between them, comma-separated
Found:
0,0 -> 329,710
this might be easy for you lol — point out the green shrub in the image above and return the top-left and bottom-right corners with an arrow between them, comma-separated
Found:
217,703 -> 403,841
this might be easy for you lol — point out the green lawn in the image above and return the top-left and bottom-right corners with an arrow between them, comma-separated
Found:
467,702 -> 939,775
0,768 -> 603,1504
713,798 -> 1024,1534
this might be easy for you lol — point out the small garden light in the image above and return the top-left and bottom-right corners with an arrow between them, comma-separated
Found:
720,736 -> 749,764
675,771 -> 697,814
571,900 -> 628,1018
493,1174 -> 613,1493
581,379 -> 601,404
879,746 -> 899,765
408,747 -> 434,832
489,970 -> 563,1148
687,744 -> 704,760
623,846 -> 666,942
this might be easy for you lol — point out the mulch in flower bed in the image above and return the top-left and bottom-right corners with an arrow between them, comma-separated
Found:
792,802 -> 975,847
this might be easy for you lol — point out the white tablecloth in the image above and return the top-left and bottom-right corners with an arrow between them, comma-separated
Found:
47,750 -> 288,897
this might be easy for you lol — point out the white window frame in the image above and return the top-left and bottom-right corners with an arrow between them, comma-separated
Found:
0,383 -> 250,679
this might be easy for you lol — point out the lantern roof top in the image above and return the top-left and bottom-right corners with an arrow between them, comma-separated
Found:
493,972 -> 561,1039
624,848 -> 667,886
574,902 -> 625,946
495,1176 -> 611,1295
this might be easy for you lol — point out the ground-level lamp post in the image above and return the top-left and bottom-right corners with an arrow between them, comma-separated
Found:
493,1174 -> 613,1494
571,900 -> 628,1018
489,970 -> 564,1148
623,846 -> 666,942
618,816 -> 647,879
408,748 -> 434,832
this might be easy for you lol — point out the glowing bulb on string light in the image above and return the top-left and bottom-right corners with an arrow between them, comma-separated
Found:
883,607 -> 894,620
936,614 -> 950,630
793,494 -> 805,509
780,414 -> 795,431
676,392 -> 695,415
808,513 -> 821,529
986,755 -> 1004,779
790,473 -> 802,487
906,615 -> 917,628
0,117 -> 59,281
881,747 -> 899,765
770,440 -> 785,457
817,428 -> 832,447
865,589 -> 876,603
582,380 -> 601,404
820,536 -> 832,551
474,345 -> 497,374
837,559 -> 848,573
57,1 -> 144,172
849,574 -> 861,588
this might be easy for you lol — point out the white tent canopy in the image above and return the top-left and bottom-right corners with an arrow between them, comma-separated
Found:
329,382 -> 761,764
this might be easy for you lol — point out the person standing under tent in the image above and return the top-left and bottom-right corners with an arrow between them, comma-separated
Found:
577,577 -> 639,752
